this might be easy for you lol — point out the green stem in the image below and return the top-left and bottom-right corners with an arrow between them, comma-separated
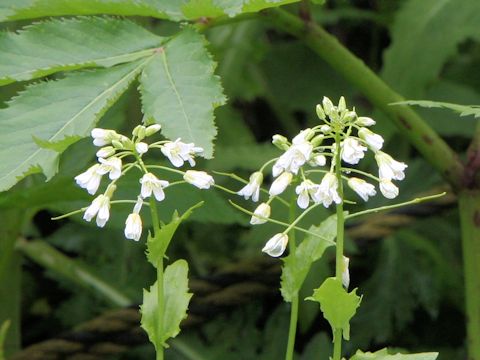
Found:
285,202 -> 298,360
333,132 -> 344,360
264,8 -> 464,190
458,191 -> 480,360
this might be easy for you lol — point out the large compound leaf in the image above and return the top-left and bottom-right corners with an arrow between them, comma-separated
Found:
280,215 -> 336,302
0,17 -> 163,86
0,60 -> 146,192
351,348 -> 438,360
140,28 -> 226,158
382,0 -> 480,98
141,260 -> 193,349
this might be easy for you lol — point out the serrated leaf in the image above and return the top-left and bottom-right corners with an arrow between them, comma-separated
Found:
392,100 -> 480,119
146,203 -> 203,267
382,0 -> 480,98
0,60 -> 147,192
140,28 -> 226,158
306,277 -> 361,341
140,260 -> 193,349
280,215 -> 337,302
183,0 -> 300,18
350,348 -> 438,360
0,0 -> 177,22
0,17 -> 164,86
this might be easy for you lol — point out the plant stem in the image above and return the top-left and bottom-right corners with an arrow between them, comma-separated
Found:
333,132 -> 344,360
458,190 -> 480,360
263,8 -> 464,190
285,202 -> 298,360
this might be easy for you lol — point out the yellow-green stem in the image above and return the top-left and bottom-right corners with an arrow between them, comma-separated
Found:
285,202 -> 298,360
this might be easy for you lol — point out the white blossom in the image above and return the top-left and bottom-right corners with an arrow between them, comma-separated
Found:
140,173 -> 169,201
356,116 -> 375,127
250,203 -> 271,225
135,142 -> 149,155
98,156 -> 122,180
358,128 -> 384,151
347,177 -> 376,201
75,164 -> 103,195
292,128 -> 314,145
375,151 -> 407,181
310,154 -> 327,167
269,172 -> 293,196
96,146 -> 115,159
341,137 -> 367,165
342,256 -> 350,289
320,124 -> 331,133
295,180 -> 319,209
313,172 -> 342,208
272,142 -> 312,176
125,198 -> 143,241
161,138 -> 203,167
83,194 -> 110,227
238,172 -> 263,202
379,179 -> 399,199
184,170 -> 214,189
262,233 -> 289,257
91,128 -> 118,147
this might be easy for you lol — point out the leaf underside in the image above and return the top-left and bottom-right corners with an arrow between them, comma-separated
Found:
0,17 -> 163,85
0,60 -> 146,192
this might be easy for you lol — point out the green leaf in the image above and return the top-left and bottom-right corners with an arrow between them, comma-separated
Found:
306,277 -> 361,341
382,0 -> 480,98
0,17 -> 163,86
140,28 -> 226,158
392,100 -> 480,119
140,259 -> 193,349
183,0 -> 300,18
280,215 -> 337,302
146,203 -> 203,267
350,348 -> 438,360
0,60 -> 146,192
0,320 -> 10,360
0,0 -> 175,22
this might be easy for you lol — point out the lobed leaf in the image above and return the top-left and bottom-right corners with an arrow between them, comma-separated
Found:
306,277 -> 361,341
392,100 -> 480,119
0,17 -> 164,86
140,28 -> 226,158
140,260 -> 193,349
0,60 -> 146,192
280,215 -> 337,302
350,348 -> 438,360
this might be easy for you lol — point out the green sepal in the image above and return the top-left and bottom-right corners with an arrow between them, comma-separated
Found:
140,259 -> 193,349
306,277 -> 361,341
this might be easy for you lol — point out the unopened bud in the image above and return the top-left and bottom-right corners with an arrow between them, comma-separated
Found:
356,116 -> 376,127
338,96 -> 346,112
105,183 -> 117,198
311,134 -> 324,147
111,139 -> 124,149
145,124 -> 161,136
132,125 -> 146,140
322,96 -> 335,116
316,104 -> 326,120
96,146 -> 115,158
320,125 -> 331,133
272,134 -> 289,150
343,111 -> 357,122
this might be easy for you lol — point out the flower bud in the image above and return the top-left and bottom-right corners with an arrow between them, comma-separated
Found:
111,139 -> 124,149
316,104 -> 326,120
184,170 -> 214,189
356,116 -> 376,127
311,134 -> 324,147
359,128 -> 384,151
320,125 -> 331,133
272,134 -> 289,150
96,146 -> 115,159
132,125 -> 146,139
338,96 -> 346,112
379,179 -> 399,199
145,124 -> 161,136
343,110 -> 357,123
269,172 -> 293,196
135,142 -> 149,155
342,256 -> 350,289
262,233 -> 289,257
250,203 -> 271,225
322,96 -> 335,116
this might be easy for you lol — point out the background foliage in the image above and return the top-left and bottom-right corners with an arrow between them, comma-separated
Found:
0,0 -> 478,359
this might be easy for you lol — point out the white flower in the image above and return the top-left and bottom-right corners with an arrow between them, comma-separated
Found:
83,194 -> 110,227
313,172 -> 342,208
295,180 -> 319,209
375,151 -> 407,181
356,116 -> 375,127
250,203 -> 271,225
310,154 -> 327,167
161,138 -> 203,167
262,233 -> 289,257
358,128 -> 384,151
125,198 -> 143,241
292,128 -> 314,145
347,177 -> 376,201
272,142 -> 313,176
98,156 -> 122,180
135,142 -> 149,155
342,256 -> 350,289
184,170 -> 214,189
341,138 -> 367,165
75,164 -> 103,195
379,179 -> 399,199
238,172 -> 263,202
91,128 -> 118,147
320,124 -> 331,133
269,172 -> 293,196
96,146 -> 115,159
140,173 -> 169,201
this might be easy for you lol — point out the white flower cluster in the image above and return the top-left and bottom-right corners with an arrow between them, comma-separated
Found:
238,96 -> 407,257
75,125 -> 214,241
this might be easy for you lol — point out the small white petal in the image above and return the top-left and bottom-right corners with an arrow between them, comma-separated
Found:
341,138 -> 366,165
140,173 -> 169,200
359,128 -> 384,151
262,233 -> 289,257
379,179 -> 399,199
184,170 -> 214,189
375,151 -> 407,181
347,177 -> 376,202
135,142 -> 149,154
356,116 -> 376,127
125,213 -> 142,241
269,172 -> 293,196
250,203 -> 271,225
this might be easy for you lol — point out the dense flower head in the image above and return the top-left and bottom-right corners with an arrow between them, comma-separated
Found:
235,96 -> 408,257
